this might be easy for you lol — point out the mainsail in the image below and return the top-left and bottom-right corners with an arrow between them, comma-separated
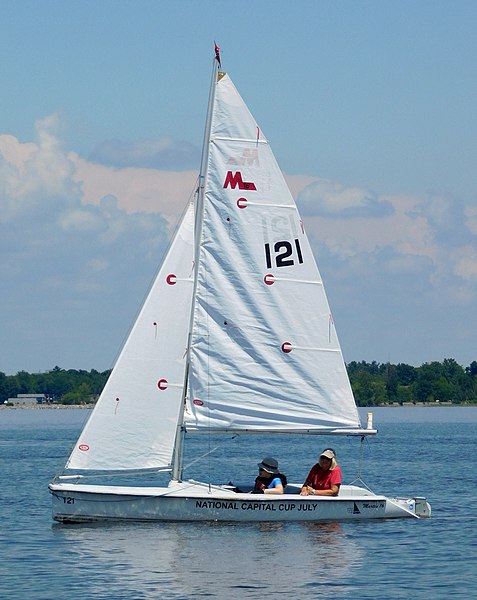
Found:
186,73 -> 360,432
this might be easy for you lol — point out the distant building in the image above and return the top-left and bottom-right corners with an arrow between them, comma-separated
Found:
6,393 -> 48,405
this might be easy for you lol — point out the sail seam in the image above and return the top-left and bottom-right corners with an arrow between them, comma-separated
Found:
286,346 -> 341,352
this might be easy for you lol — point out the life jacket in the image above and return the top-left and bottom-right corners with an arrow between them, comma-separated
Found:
253,473 -> 287,493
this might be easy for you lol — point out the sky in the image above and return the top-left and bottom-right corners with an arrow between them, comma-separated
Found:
1,0 -> 476,375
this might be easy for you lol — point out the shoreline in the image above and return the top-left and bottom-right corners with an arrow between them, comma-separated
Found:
0,404 -> 94,410
1,403 -> 475,410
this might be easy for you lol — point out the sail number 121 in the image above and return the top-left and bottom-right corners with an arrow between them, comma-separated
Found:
264,239 -> 304,269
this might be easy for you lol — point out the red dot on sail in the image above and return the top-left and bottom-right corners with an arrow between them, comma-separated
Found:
264,274 -> 275,285
281,341 -> 293,353
237,198 -> 248,209
166,274 -> 177,285
158,379 -> 168,390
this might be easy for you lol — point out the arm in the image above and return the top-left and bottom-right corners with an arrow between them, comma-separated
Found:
264,477 -> 284,495
306,483 -> 340,497
299,466 -> 316,495
263,483 -> 283,495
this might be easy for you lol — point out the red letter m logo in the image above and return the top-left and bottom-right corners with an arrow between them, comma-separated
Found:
223,171 -> 257,191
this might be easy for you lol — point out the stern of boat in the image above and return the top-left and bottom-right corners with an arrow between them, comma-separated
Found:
387,495 -> 432,519
413,496 -> 432,518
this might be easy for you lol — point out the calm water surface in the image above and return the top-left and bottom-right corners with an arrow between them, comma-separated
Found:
1,406 -> 476,599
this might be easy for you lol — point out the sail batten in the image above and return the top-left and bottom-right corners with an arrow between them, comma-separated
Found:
213,136 -> 268,144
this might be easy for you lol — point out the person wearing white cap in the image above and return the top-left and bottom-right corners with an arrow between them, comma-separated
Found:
251,457 -> 287,494
299,448 -> 342,496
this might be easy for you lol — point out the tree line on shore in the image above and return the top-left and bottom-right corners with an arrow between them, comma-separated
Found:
347,358 -> 477,406
1,358 -> 476,407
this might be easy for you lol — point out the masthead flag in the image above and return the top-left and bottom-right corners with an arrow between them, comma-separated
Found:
214,42 -> 221,67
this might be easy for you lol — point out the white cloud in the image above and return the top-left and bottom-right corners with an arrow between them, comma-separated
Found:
384,252 -> 432,275
1,114 -> 476,372
0,134 -> 36,170
297,179 -> 394,218
71,154 -> 197,229
466,206 -> 477,235
0,115 -> 77,221
89,137 -> 199,169
0,116 -> 176,374
452,247 -> 477,282
87,258 -> 109,272
58,208 -> 103,232
292,177 -> 476,294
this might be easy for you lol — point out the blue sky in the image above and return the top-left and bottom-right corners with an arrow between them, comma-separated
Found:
1,1 -> 476,374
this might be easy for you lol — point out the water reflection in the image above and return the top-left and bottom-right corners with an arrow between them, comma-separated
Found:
51,519 -> 363,598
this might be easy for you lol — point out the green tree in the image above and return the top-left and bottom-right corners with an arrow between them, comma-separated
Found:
466,361 -> 477,377
395,363 -> 417,385
351,371 -> 386,406
396,385 -> 413,404
0,372 -> 16,404
385,363 -> 398,403
61,382 -> 94,405
413,369 -> 435,403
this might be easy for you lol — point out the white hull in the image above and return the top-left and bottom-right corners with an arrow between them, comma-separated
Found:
49,480 -> 431,523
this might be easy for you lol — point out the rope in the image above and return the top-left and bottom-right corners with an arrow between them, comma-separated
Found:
183,434 -> 239,473
347,435 -> 375,492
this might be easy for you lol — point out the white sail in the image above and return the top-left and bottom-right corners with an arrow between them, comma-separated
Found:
186,74 -> 361,432
66,203 -> 195,471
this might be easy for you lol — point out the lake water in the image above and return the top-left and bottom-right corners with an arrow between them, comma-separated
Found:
1,406 -> 476,599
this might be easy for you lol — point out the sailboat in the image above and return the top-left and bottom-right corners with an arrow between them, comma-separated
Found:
50,47 -> 431,523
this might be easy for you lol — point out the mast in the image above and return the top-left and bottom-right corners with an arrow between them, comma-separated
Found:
171,45 -> 221,481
